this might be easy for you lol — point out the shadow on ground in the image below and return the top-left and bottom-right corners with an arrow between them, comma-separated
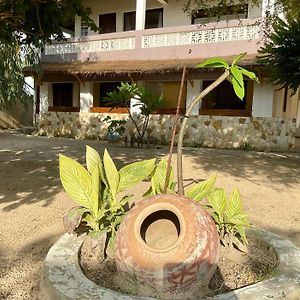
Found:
183,147 -> 300,188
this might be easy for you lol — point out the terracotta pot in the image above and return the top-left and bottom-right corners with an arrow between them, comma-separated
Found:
114,194 -> 219,297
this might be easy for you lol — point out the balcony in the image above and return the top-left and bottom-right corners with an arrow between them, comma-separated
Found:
42,19 -> 261,64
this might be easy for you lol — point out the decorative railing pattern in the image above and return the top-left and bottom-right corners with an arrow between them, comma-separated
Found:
142,25 -> 260,48
45,37 -> 135,55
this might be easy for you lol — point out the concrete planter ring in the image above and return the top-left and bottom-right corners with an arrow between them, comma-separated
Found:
114,195 -> 219,298
40,226 -> 300,300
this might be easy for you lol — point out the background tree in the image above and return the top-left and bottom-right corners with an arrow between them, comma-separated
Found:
275,0 -> 300,20
0,0 -> 97,109
258,17 -> 300,94
183,0 -> 259,20
183,0 -> 300,22
0,0 -> 97,47
0,42 -> 36,110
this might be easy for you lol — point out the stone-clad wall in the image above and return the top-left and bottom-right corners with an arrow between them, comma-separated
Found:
38,112 -> 296,151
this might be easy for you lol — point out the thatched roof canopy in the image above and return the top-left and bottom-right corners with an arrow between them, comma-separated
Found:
24,54 -> 258,78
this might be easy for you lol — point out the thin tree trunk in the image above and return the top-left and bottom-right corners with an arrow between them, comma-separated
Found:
164,66 -> 186,193
177,69 -> 230,195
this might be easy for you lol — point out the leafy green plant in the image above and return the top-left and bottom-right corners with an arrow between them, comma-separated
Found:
104,82 -> 163,147
59,145 -> 156,253
206,188 -> 251,250
103,116 -> 126,138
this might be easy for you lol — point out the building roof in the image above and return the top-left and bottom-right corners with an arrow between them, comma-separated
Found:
24,54 -> 258,77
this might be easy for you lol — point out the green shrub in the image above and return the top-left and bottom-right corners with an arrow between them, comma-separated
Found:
59,146 -> 156,252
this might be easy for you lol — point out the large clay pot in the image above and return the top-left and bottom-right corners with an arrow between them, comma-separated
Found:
114,194 -> 219,298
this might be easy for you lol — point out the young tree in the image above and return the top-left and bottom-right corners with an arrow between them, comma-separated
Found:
258,17 -> 300,94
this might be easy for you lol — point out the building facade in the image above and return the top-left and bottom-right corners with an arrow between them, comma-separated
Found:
35,0 -> 299,150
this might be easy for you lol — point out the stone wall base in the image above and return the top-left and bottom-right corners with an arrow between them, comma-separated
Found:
38,112 -> 296,151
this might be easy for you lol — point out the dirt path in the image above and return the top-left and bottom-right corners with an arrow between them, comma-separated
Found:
0,130 -> 300,299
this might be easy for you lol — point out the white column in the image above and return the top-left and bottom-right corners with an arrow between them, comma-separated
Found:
136,0 -> 146,30
75,16 -> 81,37
186,80 -> 201,115
72,82 -> 80,107
80,82 -> 93,112
252,83 -> 273,117
261,0 -> 276,17
40,83 -> 49,113
130,96 -> 142,115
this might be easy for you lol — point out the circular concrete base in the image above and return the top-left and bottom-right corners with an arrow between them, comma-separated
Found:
40,229 -> 300,300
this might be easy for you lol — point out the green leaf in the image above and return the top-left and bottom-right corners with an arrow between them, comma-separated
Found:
152,159 -> 176,194
238,67 -> 259,82
230,65 -> 245,100
235,225 -> 248,244
232,52 -> 247,66
196,58 -> 229,69
209,211 -> 222,226
86,145 -> 100,174
226,188 -> 243,219
185,175 -> 216,202
59,154 -> 95,210
91,163 -> 100,214
103,149 -> 119,199
226,213 -> 250,227
207,188 -> 226,217
118,158 -> 156,191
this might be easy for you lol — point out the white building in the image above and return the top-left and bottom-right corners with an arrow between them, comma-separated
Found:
31,0 -> 299,150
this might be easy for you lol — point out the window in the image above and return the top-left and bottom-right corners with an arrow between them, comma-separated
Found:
53,83 -> 73,107
100,82 -> 125,107
192,4 -> 248,24
144,81 -> 163,97
99,13 -> 116,34
124,8 -> 163,31
144,81 -> 186,114
200,80 -> 252,116
124,11 -> 136,31
145,8 -> 163,29
91,82 -> 129,113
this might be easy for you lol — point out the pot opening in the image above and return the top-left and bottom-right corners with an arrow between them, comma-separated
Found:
140,210 -> 181,251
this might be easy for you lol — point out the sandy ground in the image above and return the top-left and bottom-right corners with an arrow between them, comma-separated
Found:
0,130 -> 300,299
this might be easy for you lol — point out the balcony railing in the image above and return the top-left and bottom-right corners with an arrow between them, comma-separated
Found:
43,19 -> 261,61
142,24 -> 259,48
45,36 -> 135,55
